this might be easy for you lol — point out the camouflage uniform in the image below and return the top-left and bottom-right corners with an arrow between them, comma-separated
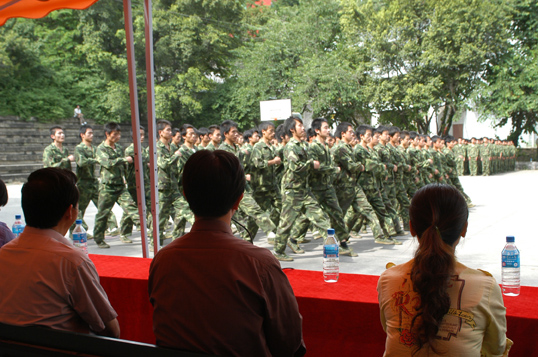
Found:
399,145 -> 418,200
155,141 -> 191,243
443,147 -> 473,204
453,143 -> 465,176
332,141 -> 386,241
219,141 -> 276,240
205,142 -> 217,151
43,143 -> 72,170
73,142 -> 118,233
171,144 -> 197,238
374,143 -> 405,234
468,144 -> 479,176
250,140 -> 282,226
93,142 -> 140,244
123,143 -> 151,235
481,143 -> 491,176
274,138 -> 330,255
387,143 -> 411,228
296,139 -> 348,243
354,144 -> 398,237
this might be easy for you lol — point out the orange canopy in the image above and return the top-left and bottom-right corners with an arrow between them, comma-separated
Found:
0,0 -> 99,26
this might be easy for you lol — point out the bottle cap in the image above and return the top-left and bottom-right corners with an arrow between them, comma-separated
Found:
327,228 -> 335,235
506,236 -> 515,243
15,214 -> 21,220
76,219 -> 83,225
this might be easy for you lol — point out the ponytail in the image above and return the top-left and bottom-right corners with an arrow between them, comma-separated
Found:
408,184 -> 468,354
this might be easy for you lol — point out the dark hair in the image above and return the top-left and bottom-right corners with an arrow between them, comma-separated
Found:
0,178 -> 7,207
243,129 -> 254,141
275,124 -> 285,143
49,126 -> 63,139
172,127 -> 180,137
104,123 -> 121,135
258,122 -> 274,133
401,130 -> 410,138
444,135 -> 456,143
283,116 -> 302,138
22,168 -> 79,229
311,118 -> 327,133
220,120 -> 238,136
181,124 -> 195,137
356,124 -> 373,138
388,126 -> 400,137
374,125 -> 388,134
183,150 -> 245,217
198,127 -> 209,137
208,125 -> 219,134
79,124 -> 93,139
409,184 -> 468,354
409,131 -> 418,140
306,128 -> 316,141
156,120 -> 172,138
335,122 -> 352,139
431,135 -> 442,144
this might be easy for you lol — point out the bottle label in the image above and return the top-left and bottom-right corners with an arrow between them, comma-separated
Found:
323,244 -> 339,258
502,252 -> 520,268
73,233 -> 87,245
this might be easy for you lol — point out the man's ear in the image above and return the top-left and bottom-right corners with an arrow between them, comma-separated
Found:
232,193 -> 244,211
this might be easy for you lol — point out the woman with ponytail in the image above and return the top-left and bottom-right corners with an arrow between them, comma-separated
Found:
377,184 -> 511,356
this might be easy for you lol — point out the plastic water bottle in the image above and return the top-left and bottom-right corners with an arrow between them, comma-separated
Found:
501,236 -> 520,296
72,219 -> 88,255
11,214 -> 25,238
323,228 -> 339,283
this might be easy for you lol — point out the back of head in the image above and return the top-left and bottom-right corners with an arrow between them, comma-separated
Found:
408,183 -> 468,353
0,178 -> 7,207
22,168 -> 79,229
183,150 -> 245,218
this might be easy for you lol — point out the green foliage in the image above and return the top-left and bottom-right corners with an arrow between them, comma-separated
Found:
477,0 -> 538,146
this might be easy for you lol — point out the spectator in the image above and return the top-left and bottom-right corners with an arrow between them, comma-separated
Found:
377,183 -> 511,356
0,168 -> 120,338
74,105 -> 85,125
149,150 -> 306,356
0,178 -> 15,248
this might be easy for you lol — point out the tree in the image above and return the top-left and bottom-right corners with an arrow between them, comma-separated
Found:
477,0 -> 538,146
340,0 -> 509,134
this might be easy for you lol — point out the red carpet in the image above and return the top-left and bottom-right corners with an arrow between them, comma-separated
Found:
90,254 -> 538,356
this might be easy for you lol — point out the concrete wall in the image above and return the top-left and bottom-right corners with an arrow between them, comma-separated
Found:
0,117 -> 134,182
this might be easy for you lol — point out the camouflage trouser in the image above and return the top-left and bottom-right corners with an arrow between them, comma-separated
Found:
237,191 -> 276,240
341,186 -> 385,240
469,158 -> 478,176
171,193 -> 194,240
74,181 -> 118,233
481,158 -> 491,176
291,187 -> 348,243
456,159 -> 465,176
94,185 -> 140,243
121,185 -> 152,236
274,188 -> 330,254
404,177 -> 418,202
377,185 -> 402,235
393,176 -> 411,229
252,188 -> 282,227
383,182 -> 406,233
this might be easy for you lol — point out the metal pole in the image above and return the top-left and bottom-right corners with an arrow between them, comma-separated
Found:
122,0 -> 152,258
143,0 -> 160,254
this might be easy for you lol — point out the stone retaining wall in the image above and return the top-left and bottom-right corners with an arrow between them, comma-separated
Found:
0,117 -> 133,182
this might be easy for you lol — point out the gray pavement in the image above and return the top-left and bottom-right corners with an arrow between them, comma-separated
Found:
2,170 -> 537,286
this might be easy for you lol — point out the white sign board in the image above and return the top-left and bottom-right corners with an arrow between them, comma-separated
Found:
260,99 -> 292,121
